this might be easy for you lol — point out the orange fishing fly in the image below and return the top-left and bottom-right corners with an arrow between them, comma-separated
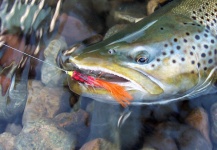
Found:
67,71 -> 133,107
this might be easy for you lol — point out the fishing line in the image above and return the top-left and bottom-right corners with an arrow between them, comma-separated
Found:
2,43 -> 68,73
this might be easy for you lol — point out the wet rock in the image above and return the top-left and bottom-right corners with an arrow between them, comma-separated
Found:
55,109 -> 89,130
5,123 -> 22,135
210,103 -> 217,144
58,13 -> 97,45
54,109 -> 89,147
22,80 -> 71,125
0,132 -> 15,150
143,135 -> 178,150
15,118 -> 75,150
41,37 -> 68,87
61,0 -> 105,40
153,122 -> 212,150
185,107 -> 210,143
141,148 -> 156,150
80,138 -> 118,150
178,127 -> 212,150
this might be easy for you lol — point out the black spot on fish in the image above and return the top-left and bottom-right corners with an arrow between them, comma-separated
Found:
204,44 -> 208,49
195,35 -> 200,40
172,60 -> 176,63
208,59 -> 213,64
191,60 -> 195,64
181,58 -> 185,61
176,46 -> 181,50
201,53 -> 206,57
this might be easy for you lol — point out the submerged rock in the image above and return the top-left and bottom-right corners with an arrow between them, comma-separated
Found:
141,121 -> 212,150
54,109 -> 89,147
0,132 -> 15,150
15,118 -> 75,150
41,37 -> 68,87
22,80 -> 71,125
185,107 -> 210,144
210,103 -> 217,144
5,123 -> 22,136
80,138 -> 118,150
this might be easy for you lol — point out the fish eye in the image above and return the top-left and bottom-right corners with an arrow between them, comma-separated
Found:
108,49 -> 116,54
136,52 -> 149,64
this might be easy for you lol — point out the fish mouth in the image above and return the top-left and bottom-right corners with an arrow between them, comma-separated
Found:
70,65 -> 142,90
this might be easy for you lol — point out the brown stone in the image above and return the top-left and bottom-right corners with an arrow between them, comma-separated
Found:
185,107 -> 210,143
80,138 -> 118,150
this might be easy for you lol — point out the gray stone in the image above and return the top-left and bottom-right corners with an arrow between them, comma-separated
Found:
15,118 -> 75,150
0,132 -> 15,150
80,138 -> 118,150
41,37 -> 68,87
22,80 -> 71,125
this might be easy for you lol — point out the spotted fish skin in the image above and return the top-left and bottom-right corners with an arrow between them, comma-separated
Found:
67,0 -> 217,105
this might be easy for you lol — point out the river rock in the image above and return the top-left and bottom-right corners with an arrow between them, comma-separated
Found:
54,109 -> 89,147
0,132 -> 15,150
80,138 -> 118,150
153,122 -> 212,150
210,102 -> 217,144
41,37 -> 68,87
55,109 -> 89,130
178,127 -> 212,150
185,107 -> 210,143
15,118 -> 75,150
143,134 -> 178,150
22,80 -> 71,125
5,123 -> 22,136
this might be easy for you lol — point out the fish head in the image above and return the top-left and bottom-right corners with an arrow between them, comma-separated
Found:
66,10 -> 217,105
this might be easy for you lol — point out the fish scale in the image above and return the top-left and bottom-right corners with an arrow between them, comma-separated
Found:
65,0 -> 217,105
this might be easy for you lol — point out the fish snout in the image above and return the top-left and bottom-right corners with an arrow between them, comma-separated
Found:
57,43 -> 86,70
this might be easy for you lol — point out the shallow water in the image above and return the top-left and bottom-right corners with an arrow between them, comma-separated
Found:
0,0 -> 216,150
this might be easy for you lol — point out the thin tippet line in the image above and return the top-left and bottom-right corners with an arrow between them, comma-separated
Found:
2,43 -> 68,73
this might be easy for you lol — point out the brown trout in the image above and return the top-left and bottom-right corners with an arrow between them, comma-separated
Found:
67,0 -> 217,105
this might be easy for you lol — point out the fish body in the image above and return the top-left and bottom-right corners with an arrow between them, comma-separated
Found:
67,0 -> 217,105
